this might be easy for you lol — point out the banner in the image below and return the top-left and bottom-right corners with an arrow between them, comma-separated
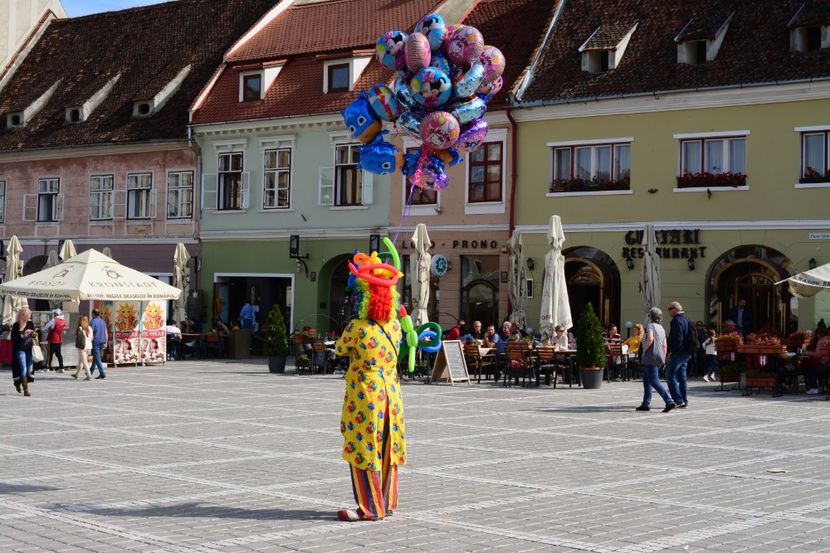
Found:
93,300 -> 167,364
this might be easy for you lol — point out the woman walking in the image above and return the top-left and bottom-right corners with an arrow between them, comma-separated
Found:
636,307 -> 676,413
702,329 -> 718,382
71,315 -> 93,380
11,307 -> 35,396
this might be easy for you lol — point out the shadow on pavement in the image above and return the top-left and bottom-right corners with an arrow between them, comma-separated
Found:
0,483 -> 59,493
50,502 -> 333,521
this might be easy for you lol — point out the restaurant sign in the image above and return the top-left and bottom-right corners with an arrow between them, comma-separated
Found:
621,229 -> 707,260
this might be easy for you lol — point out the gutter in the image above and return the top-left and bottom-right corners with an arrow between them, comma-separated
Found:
507,108 -> 518,234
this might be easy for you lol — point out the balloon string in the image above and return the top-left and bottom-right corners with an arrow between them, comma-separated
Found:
392,184 -> 416,247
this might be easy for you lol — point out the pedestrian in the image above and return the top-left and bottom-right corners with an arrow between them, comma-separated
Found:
89,309 -> 108,380
71,315 -> 93,381
666,301 -> 694,408
702,329 -> 718,382
636,307 -> 675,412
447,319 -> 465,340
43,308 -> 66,372
11,307 -> 35,396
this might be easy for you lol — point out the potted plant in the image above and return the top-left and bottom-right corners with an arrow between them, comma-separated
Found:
575,302 -> 606,389
263,305 -> 289,373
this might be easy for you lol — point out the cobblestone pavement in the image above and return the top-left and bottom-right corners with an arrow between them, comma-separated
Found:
1,361 -> 830,552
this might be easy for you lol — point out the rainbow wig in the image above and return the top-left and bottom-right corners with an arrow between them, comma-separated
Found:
347,250 -> 401,323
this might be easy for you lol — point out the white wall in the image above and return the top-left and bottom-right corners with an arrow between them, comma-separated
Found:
0,0 -> 66,73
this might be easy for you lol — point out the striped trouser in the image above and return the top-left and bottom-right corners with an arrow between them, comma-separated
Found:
348,404 -> 398,519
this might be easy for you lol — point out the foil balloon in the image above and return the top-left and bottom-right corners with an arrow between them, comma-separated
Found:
393,75 -> 419,111
434,147 -> 462,166
341,91 -> 382,144
445,25 -> 484,67
376,31 -> 408,71
477,75 -> 503,99
480,45 -> 506,84
442,24 -> 457,52
414,13 -> 447,51
450,96 -> 486,125
420,111 -> 460,151
457,118 -> 488,152
409,154 -> 448,191
404,32 -> 431,73
358,133 -> 404,175
397,111 -> 423,139
410,66 -> 452,109
366,83 -> 399,122
429,52 -> 451,75
453,62 -> 485,99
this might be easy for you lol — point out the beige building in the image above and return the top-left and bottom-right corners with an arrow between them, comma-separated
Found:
0,0 -> 65,75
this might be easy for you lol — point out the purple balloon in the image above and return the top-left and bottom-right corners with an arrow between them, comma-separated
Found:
457,118 -> 488,152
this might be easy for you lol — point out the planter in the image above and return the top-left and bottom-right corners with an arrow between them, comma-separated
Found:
268,356 -> 286,373
738,345 -> 786,354
580,367 -> 604,389
745,377 -> 776,389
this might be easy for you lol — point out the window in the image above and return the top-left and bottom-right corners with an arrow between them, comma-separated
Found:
242,73 -> 262,102
263,148 -> 291,209
550,142 -> 630,193
694,41 -> 707,64
801,131 -> 830,183
806,26 -> 822,52
127,173 -> 153,219
167,171 -> 194,219
328,63 -> 350,92
89,175 -> 114,220
678,137 -> 746,188
218,152 -> 244,210
37,178 -> 61,222
406,147 -> 437,205
68,108 -> 81,123
8,113 -> 22,128
0,180 -> 5,223
334,143 -> 363,206
468,142 -> 503,203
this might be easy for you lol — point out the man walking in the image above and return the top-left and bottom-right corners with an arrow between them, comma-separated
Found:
666,301 -> 693,408
90,309 -> 108,380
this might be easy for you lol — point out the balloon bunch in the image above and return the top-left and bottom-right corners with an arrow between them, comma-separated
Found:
341,13 -> 505,192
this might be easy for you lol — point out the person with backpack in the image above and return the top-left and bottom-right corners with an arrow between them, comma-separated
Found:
666,301 -> 696,408
71,315 -> 93,381
43,308 -> 66,373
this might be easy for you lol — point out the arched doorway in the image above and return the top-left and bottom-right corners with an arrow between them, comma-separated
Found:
706,245 -> 793,334
461,255 -> 500,326
563,247 -> 621,327
316,254 -> 353,335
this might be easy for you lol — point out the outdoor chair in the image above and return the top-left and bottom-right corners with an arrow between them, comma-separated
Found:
290,335 -> 312,375
506,343 -> 534,387
606,343 -> 628,381
535,346 -> 560,387
464,342 -> 497,383
310,340 -> 330,374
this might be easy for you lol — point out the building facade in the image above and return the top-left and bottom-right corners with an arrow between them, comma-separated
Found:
0,0 -> 65,75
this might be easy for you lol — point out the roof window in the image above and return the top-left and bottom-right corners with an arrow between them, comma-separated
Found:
789,3 -> 830,52
4,79 -> 61,130
321,55 -> 372,93
675,12 -> 734,65
66,107 -> 82,124
132,64 -> 191,119
7,113 -> 23,128
578,23 -> 638,74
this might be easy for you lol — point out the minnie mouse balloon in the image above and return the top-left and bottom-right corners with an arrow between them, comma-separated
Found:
445,25 -> 484,66
366,84 -> 399,122
480,45 -> 505,84
451,96 -> 486,125
410,67 -> 452,109
453,62 -> 485,99
457,118 -> 488,152
376,31 -> 408,71
420,111 -> 460,151
414,13 -> 447,51
405,32 -> 431,73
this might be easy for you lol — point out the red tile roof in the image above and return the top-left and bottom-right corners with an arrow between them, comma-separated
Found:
676,12 -> 733,42
518,0 -> 830,104
0,0 -> 275,152
788,1 -> 830,28
581,24 -> 637,51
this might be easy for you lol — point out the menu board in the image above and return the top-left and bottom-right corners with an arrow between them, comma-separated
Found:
92,300 -> 167,364
431,340 -> 470,385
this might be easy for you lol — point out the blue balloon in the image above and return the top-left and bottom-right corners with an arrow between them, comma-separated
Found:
453,62 -> 486,99
429,52 -> 451,75
450,96 -> 486,125
358,133 -> 403,175
415,14 -> 447,51
341,91 -> 381,144
397,111 -> 423,139
393,75 -> 419,112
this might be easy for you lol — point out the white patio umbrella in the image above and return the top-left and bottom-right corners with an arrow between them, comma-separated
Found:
45,250 -> 62,310
507,230 -> 527,331
172,243 -> 191,323
776,262 -> 830,298
102,247 -> 113,259
539,215 -> 572,342
638,224 -> 661,313
409,224 -> 432,327
1,236 -> 28,325
59,239 -> 77,261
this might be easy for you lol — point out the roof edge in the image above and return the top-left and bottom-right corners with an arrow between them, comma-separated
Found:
514,0 -> 567,102
225,0 -> 296,61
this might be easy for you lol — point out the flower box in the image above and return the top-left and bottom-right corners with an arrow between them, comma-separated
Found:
676,171 -> 746,189
738,345 -> 787,354
550,176 -> 630,193
800,166 -> 830,183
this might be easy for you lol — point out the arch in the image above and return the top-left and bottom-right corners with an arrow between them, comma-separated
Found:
705,244 -> 793,334
562,246 -> 621,327
318,253 -> 353,334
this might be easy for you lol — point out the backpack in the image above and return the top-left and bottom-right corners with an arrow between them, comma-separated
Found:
75,327 -> 86,350
684,318 -> 699,353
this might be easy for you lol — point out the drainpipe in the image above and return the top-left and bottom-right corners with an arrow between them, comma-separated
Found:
506,107 -> 518,234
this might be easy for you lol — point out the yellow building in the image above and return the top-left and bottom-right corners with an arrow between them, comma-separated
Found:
510,0 -> 830,333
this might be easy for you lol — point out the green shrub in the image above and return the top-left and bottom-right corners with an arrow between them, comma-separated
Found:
263,305 -> 289,357
575,302 -> 606,369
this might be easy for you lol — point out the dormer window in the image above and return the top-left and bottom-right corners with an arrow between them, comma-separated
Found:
321,55 -> 372,93
133,101 -> 152,118
789,3 -> 830,52
66,107 -> 82,124
242,73 -> 262,101
578,23 -> 638,74
7,113 -> 23,128
328,63 -> 350,92
675,12 -> 733,65
131,65 -> 191,119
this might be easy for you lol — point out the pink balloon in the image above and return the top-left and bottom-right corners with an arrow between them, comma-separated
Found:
445,25 -> 484,66
477,75 -> 503,98
480,45 -> 505,84
405,33 -> 431,73
420,111 -> 460,151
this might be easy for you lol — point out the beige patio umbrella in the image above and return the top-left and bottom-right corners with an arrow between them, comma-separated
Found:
539,215 -> 572,342
102,247 -> 113,259
776,262 -> 830,298
638,224 -> 661,313
45,250 -> 62,310
59,239 -> 77,261
409,224 -> 432,327
507,229 -> 527,331
172,243 -> 191,324
1,236 -> 28,325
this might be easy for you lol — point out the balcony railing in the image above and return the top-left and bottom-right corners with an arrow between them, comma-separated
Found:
676,171 -> 747,189
549,175 -> 630,193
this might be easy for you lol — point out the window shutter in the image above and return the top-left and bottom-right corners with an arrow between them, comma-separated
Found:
318,166 -> 334,206
201,173 -> 217,211
22,194 -> 37,221
149,188 -> 157,219
241,172 -> 250,209
55,194 -> 65,221
362,171 -> 373,205
113,189 -> 127,219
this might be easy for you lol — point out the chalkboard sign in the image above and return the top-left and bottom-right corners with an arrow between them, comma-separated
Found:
431,340 -> 470,385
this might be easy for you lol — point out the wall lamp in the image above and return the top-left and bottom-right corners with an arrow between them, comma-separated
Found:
369,234 -> 381,254
688,257 -> 695,271
809,257 -> 817,270
625,256 -> 634,270
289,234 -> 309,278
526,257 -> 535,271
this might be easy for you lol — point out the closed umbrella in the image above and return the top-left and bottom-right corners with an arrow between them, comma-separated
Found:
172,243 -> 191,324
102,247 -> 113,259
639,224 -> 661,313
539,215 -> 572,342
59,239 -> 77,261
409,224 -> 432,327
1,236 -> 27,325
507,230 -> 527,331
45,250 -> 62,310
776,262 -> 830,298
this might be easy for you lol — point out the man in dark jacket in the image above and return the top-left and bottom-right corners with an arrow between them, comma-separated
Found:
666,301 -> 693,408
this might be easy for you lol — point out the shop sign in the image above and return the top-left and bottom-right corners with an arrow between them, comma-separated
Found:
431,254 -> 449,277
398,239 -> 500,251
809,233 -> 830,240
622,229 -> 706,260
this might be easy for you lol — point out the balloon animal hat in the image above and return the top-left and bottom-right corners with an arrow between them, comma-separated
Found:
347,237 -> 441,373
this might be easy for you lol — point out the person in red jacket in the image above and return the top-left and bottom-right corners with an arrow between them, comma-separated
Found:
446,319 -> 465,341
43,308 -> 66,373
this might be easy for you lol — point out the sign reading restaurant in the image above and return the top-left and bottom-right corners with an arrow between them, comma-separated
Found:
622,229 -> 707,260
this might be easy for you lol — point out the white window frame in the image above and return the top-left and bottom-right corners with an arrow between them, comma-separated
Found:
0,179 -> 5,224
263,147 -> 292,210
36,177 -> 62,222
217,151 -> 249,211
673,131 -> 749,191
126,172 -> 154,220
333,142 -> 366,207
89,174 -> 114,221
322,56 -> 372,93
401,140 -> 440,216
239,70 -> 264,102
166,170 -> 194,219
548,138 -> 632,194
465,127 -> 508,215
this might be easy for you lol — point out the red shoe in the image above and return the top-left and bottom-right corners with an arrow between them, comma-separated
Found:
337,509 -> 361,522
